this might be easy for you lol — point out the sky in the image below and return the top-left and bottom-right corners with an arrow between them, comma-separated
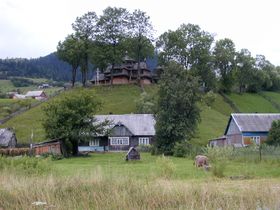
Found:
0,0 -> 280,65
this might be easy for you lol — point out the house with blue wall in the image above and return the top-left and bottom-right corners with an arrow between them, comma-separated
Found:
209,113 -> 280,147
78,114 -> 155,152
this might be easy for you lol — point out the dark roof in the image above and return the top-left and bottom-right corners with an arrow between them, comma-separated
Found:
225,113 -> 280,134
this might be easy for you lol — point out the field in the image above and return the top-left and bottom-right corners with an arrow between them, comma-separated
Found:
0,153 -> 280,209
2,85 -> 280,144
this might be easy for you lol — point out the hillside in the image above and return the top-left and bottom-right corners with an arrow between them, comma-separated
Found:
1,84 -> 280,144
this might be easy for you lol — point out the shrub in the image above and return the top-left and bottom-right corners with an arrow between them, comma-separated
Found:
156,155 -> 175,179
136,144 -> 152,152
41,152 -> 64,160
173,141 -> 190,157
211,162 -> 226,178
203,146 -> 234,162
0,156 -> 52,175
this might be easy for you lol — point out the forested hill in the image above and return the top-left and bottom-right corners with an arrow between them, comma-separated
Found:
0,53 -> 158,82
0,53 -> 72,81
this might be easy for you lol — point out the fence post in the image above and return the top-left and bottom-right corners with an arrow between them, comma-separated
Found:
259,144 -> 262,162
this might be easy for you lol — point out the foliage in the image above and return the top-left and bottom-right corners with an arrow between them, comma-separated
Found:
211,162 -> 226,178
267,120 -> 280,146
203,146 -> 234,162
97,7 -> 130,85
40,152 -> 64,161
0,156 -> 52,175
57,34 -> 84,87
42,89 -> 108,156
10,77 -> 34,87
135,144 -> 153,152
135,91 -> 156,114
155,62 -> 201,154
127,9 -> 154,85
202,90 -> 216,107
157,23 -> 216,91
213,38 -> 236,93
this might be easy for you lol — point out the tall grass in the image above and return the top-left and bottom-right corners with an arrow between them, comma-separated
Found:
0,168 -> 279,209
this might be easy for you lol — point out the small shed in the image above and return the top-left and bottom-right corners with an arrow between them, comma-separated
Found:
0,128 -> 17,148
125,147 -> 140,161
32,140 -> 62,155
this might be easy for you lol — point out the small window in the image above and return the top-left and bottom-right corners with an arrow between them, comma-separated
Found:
89,139 -> 99,146
139,137 -> 150,145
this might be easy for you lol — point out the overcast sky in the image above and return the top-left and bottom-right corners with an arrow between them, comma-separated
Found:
1,0 -> 280,65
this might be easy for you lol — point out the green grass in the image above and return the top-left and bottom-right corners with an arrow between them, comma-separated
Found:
94,84 -> 142,114
1,154 -> 280,209
192,105 -> 229,145
262,91 -> 280,104
1,84 -> 280,145
226,92 -> 278,113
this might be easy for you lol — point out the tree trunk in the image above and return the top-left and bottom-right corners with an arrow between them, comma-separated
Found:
71,67 -> 77,87
71,141 -> 79,156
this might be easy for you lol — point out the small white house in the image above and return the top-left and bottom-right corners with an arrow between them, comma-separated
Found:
25,91 -> 47,100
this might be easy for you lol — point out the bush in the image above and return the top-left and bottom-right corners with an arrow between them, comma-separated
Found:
156,155 -> 175,179
173,141 -> 204,158
136,144 -> 152,152
203,146 -> 234,162
0,156 -> 52,175
10,78 -> 34,87
41,152 -> 64,160
211,162 -> 226,178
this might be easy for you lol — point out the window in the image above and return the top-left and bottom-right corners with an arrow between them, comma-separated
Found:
110,137 -> 129,145
139,137 -> 150,145
251,136 -> 260,145
89,139 -> 99,146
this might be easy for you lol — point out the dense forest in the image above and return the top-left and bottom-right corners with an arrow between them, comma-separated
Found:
0,53 -> 72,81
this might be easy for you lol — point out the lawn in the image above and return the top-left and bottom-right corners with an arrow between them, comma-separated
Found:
226,92 -> 278,113
262,91 -> 280,105
1,153 -> 280,209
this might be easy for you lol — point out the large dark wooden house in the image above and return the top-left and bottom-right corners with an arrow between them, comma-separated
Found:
90,56 -> 158,85
209,113 -> 280,147
78,114 -> 155,152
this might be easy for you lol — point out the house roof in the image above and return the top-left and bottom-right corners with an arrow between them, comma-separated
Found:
0,128 -> 16,147
95,114 -> 155,136
225,113 -> 280,134
25,91 -> 45,97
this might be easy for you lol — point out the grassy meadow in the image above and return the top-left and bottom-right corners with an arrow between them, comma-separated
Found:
2,84 -> 280,144
1,153 -> 280,209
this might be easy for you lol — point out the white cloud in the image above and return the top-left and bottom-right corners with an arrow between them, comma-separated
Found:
0,0 -> 280,65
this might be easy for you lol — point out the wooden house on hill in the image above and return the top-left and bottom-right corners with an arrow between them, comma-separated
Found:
209,113 -> 280,147
91,56 -> 159,85
78,114 -> 155,152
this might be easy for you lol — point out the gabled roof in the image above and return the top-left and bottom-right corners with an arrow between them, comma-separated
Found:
225,113 -> 280,134
25,91 -> 45,97
0,128 -> 16,147
95,114 -> 155,136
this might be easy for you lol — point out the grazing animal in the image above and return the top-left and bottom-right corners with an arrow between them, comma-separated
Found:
194,155 -> 209,167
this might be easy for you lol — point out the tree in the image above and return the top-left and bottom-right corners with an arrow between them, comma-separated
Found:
57,34 -> 84,87
213,38 -> 236,93
267,120 -> 280,146
157,24 -> 215,91
42,89 -> 108,156
234,49 -> 256,93
72,12 -> 99,86
155,62 -> 201,155
97,7 -> 130,85
128,9 -> 154,86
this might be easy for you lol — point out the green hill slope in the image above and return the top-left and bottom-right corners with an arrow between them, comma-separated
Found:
1,84 -> 280,145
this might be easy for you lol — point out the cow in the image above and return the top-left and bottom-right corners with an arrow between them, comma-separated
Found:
194,155 -> 209,168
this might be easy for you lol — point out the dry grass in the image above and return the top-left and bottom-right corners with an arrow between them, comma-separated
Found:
0,168 -> 279,210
